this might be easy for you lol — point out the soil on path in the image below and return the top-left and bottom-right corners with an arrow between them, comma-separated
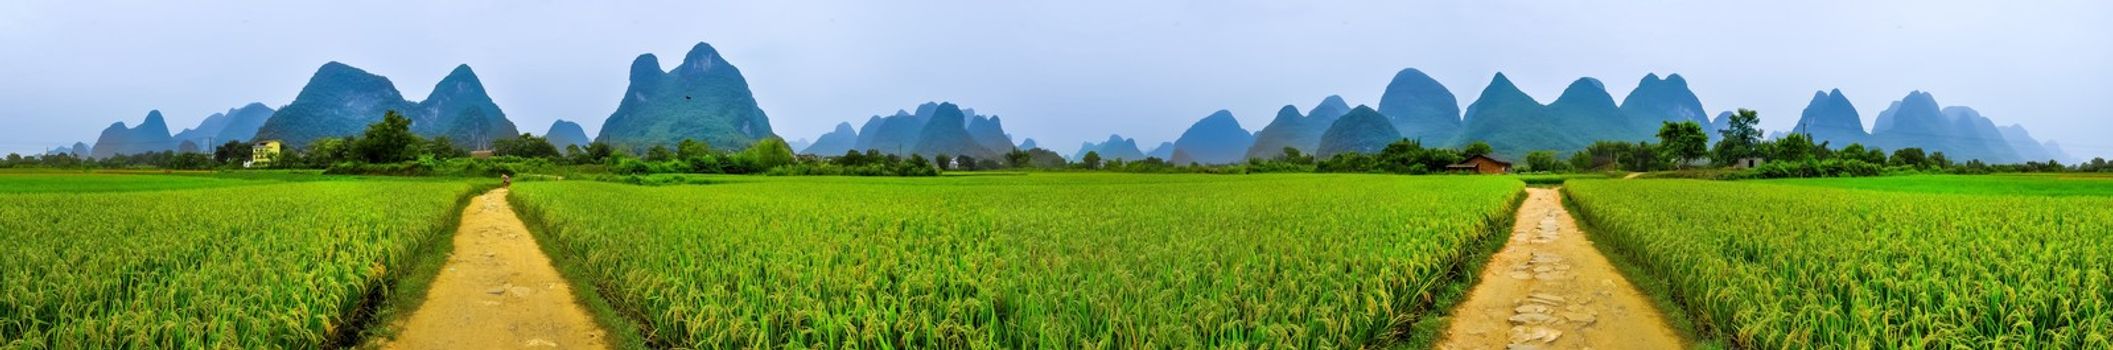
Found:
1437,187 -> 1682,350
377,188 -> 608,349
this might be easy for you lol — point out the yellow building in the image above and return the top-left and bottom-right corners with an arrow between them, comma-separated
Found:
249,140 -> 281,168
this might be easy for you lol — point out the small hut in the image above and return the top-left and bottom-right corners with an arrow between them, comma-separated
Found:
1446,154 -> 1512,174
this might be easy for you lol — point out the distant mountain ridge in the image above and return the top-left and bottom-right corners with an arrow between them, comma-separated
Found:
1246,96 -> 1351,159
1377,68 -> 1461,143
1074,134 -> 1147,161
545,119 -> 591,150
818,101 -> 1015,159
252,62 -> 518,148
1316,106 -> 1400,157
92,110 -> 175,158
1169,110 -> 1253,164
596,42 -> 775,152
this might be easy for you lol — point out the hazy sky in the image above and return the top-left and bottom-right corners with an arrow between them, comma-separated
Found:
3,1 -> 2109,159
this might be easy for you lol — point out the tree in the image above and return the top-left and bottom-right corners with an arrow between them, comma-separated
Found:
1890,148 -> 1928,168
1712,108 -> 1763,165
677,139 -> 714,160
426,136 -> 468,159
577,142 -> 616,165
1462,141 -> 1494,158
1082,151 -> 1102,169
640,145 -> 671,161
1929,152 -> 1952,169
307,136 -> 355,166
1568,151 -> 1594,172
1838,143 -> 1885,164
494,133 -> 562,159
1276,147 -> 1315,165
956,155 -> 978,171
1524,150 -> 1565,173
353,110 -> 423,163
1626,141 -> 1663,171
1655,121 -> 1707,168
1769,133 -> 1817,162
1003,149 -> 1031,168
214,140 -> 249,165
934,154 -> 954,171
735,137 -> 796,171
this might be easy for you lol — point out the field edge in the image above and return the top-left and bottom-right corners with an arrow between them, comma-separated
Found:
1559,185 -> 1722,349
506,188 -> 653,349
345,180 -> 501,349
1393,186 -> 1527,349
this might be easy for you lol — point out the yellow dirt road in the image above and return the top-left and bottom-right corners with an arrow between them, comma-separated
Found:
379,188 -> 607,349
1437,187 -> 1683,349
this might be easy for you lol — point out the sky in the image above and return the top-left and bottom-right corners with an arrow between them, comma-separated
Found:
3,0 -> 2109,159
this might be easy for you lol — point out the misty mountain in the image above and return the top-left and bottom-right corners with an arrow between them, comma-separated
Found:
46,142 -> 91,157
911,102 -> 999,159
2044,141 -> 2074,163
546,119 -> 592,150
252,62 -> 520,149
843,102 -> 1015,158
966,114 -> 1015,154
1790,89 -> 1867,146
1169,110 -> 1254,164
171,104 -> 272,148
800,122 -> 860,155
1866,91 -> 2023,163
1073,134 -> 1147,161
92,110 -> 176,158
1017,138 -> 1039,151
1316,106 -> 1402,157
1378,68 -> 1461,143
596,42 -> 775,152
856,108 -> 928,154
1245,95 -> 1354,160
1619,73 -> 1711,138
1999,124 -> 2056,162
1457,74 -> 1595,158
1146,141 -> 1175,160
414,65 -> 520,147
1246,105 -> 1315,159
252,62 -> 418,148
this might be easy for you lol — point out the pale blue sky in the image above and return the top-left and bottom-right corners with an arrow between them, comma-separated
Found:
3,1 -> 2108,159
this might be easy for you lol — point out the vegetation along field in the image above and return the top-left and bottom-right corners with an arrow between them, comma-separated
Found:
1566,179 -> 2112,348
0,175 -> 480,348
509,173 -> 1524,348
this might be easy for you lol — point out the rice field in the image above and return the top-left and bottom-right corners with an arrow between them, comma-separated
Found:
509,173 -> 1524,348
1761,174 -> 2113,197
0,172 -> 268,193
1566,179 -> 2113,348
0,176 -> 479,348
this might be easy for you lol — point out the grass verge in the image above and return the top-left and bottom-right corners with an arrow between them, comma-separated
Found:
345,180 -> 499,349
1392,188 -> 1526,349
1558,187 -> 1723,349
507,190 -> 652,349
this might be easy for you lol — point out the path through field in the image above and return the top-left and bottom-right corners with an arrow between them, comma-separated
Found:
1436,187 -> 1682,349
379,188 -> 608,349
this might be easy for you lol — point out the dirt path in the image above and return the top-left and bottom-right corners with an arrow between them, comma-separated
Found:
378,188 -> 607,349
1437,187 -> 1682,349
1622,172 -> 1643,180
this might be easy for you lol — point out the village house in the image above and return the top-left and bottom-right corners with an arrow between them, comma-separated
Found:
1447,154 -> 1512,174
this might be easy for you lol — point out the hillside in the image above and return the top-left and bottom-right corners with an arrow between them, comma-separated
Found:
91,110 -> 176,158
595,42 -> 776,152
1316,106 -> 1402,157
1169,110 -> 1254,165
